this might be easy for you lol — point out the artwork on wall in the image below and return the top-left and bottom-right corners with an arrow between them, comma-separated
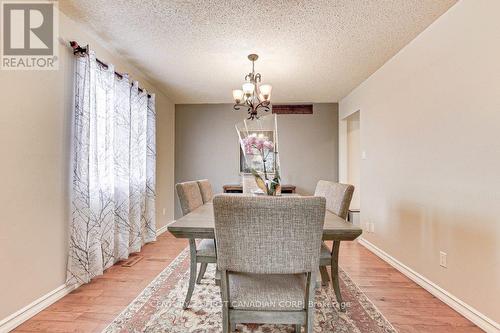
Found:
239,130 -> 276,174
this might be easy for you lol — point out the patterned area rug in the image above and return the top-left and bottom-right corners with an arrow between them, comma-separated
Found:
103,248 -> 397,333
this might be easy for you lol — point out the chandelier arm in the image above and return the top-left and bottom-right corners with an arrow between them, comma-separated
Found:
255,100 -> 270,111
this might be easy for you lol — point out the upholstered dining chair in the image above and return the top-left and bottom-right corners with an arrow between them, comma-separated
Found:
314,180 -> 354,310
213,195 -> 326,333
195,179 -> 214,283
175,181 -> 217,309
197,179 -> 214,203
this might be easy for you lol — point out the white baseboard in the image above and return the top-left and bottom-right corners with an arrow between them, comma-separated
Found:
156,222 -> 171,236
0,223 -> 172,333
0,283 -> 80,333
358,238 -> 499,333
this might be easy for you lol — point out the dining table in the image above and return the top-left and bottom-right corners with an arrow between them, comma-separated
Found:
167,198 -> 363,310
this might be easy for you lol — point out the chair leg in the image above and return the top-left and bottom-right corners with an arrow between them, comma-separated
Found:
331,240 -> 345,312
305,272 -> 315,333
221,270 -> 230,333
222,309 -> 229,333
305,307 -> 314,332
319,266 -> 329,286
183,239 -> 197,309
196,263 -> 208,284
294,324 -> 301,333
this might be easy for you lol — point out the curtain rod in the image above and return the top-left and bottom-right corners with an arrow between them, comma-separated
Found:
69,41 -> 151,98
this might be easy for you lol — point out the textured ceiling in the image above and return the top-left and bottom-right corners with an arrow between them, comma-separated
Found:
60,0 -> 457,103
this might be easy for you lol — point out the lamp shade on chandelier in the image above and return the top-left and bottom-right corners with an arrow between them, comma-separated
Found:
232,54 -> 272,120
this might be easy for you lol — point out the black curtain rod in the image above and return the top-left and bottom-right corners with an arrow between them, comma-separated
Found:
69,41 -> 151,98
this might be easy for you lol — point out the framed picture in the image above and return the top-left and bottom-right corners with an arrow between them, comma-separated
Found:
239,130 -> 276,174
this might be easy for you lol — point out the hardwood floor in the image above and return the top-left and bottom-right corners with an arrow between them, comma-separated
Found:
336,242 -> 481,333
13,233 -> 480,333
13,232 -> 188,333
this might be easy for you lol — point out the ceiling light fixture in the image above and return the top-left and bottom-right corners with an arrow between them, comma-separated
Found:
232,54 -> 272,120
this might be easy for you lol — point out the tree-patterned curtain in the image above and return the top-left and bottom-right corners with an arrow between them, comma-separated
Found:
67,51 -> 156,285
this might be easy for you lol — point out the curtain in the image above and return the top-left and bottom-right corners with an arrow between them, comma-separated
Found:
67,51 -> 156,285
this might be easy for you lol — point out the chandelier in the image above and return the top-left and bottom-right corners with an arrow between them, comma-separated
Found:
232,54 -> 272,120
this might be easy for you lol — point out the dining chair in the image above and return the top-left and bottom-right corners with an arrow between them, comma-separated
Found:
213,195 -> 326,333
314,180 -> 354,310
197,179 -> 214,203
195,179 -> 215,284
176,181 -> 217,309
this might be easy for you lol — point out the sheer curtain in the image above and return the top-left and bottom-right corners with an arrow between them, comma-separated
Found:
67,51 -> 156,285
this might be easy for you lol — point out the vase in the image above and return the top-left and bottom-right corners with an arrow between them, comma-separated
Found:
251,173 -> 281,196
236,114 -> 282,196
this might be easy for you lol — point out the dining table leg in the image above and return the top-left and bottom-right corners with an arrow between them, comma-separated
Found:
331,240 -> 345,311
183,238 -> 197,309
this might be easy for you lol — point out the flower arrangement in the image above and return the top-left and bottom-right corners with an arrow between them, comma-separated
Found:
240,133 -> 281,195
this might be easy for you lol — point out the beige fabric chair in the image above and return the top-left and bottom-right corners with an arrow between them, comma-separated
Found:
314,180 -> 353,219
176,181 -> 204,215
197,179 -> 214,203
175,181 -> 217,309
314,180 -> 354,311
214,195 -> 326,333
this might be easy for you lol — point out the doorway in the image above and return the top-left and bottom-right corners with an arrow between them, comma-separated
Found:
339,110 -> 361,222
345,111 -> 360,210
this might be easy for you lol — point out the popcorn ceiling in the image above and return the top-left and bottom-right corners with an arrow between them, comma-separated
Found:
60,0 -> 457,103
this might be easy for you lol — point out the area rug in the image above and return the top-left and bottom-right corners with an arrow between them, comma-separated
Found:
103,248 -> 397,333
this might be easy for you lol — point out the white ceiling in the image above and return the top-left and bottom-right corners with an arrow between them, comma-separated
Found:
60,0 -> 457,104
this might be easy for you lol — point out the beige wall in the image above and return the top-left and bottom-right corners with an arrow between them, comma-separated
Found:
175,103 -> 338,217
0,11 -> 175,320
340,0 -> 499,324
346,112 -> 360,209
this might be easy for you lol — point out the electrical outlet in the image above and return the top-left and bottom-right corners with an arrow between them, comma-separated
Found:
439,251 -> 447,268
162,208 -> 166,216
369,223 -> 375,233
365,222 -> 370,232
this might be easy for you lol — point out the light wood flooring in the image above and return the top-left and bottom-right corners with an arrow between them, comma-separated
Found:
13,232 -> 481,333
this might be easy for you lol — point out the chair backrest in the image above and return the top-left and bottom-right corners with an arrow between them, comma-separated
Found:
213,195 -> 326,275
176,181 -> 204,216
196,179 -> 213,203
314,180 -> 354,219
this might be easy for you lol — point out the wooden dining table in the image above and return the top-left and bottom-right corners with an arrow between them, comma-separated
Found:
167,200 -> 363,309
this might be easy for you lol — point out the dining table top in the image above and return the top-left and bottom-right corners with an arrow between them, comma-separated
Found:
167,201 -> 363,241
